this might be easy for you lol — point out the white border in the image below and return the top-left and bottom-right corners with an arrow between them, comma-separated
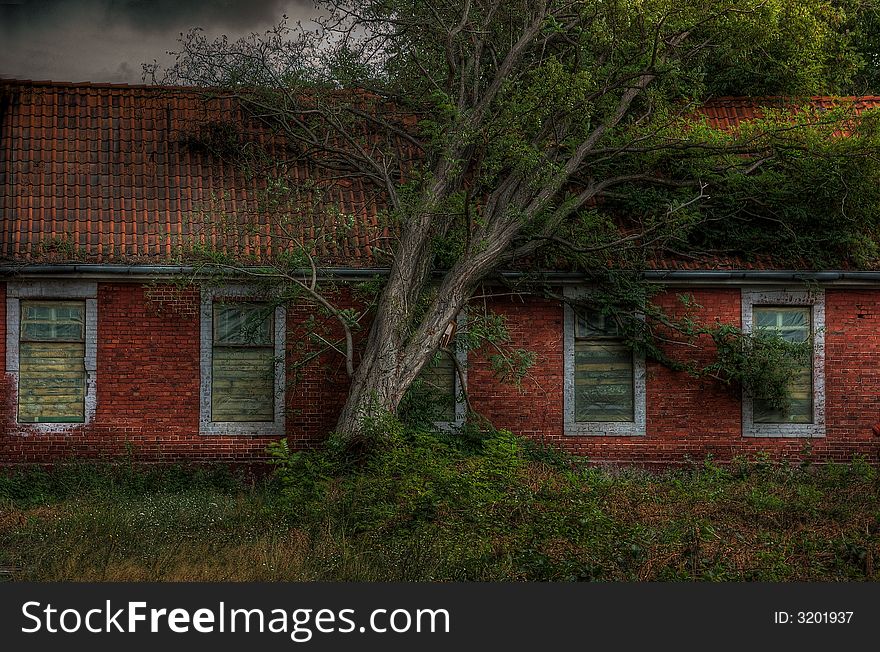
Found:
562,286 -> 646,436
5,281 -> 98,431
199,285 -> 286,436
741,288 -> 825,438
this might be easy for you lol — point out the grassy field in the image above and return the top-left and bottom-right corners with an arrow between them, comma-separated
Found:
1,426 -> 878,581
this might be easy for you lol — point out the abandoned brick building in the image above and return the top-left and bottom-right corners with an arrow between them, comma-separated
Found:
2,78 -> 880,466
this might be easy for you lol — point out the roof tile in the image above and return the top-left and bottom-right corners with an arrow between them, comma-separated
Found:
3,81 -> 880,269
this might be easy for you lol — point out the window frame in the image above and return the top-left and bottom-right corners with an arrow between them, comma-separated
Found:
199,286 -> 286,436
741,289 -> 826,438
210,302 -> 276,423
429,312 -> 467,431
563,286 -> 646,437
19,300 -> 87,423
5,281 -> 98,431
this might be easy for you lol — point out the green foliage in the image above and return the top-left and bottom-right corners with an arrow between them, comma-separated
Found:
155,1 -> 880,279
269,415 -> 530,551
33,236 -> 89,261
681,107 -> 880,268
2,434 -> 879,581
398,355 -> 460,427
262,423 -> 880,581
0,461 -> 246,510
266,439 -> 334,521
146,1 -> 880,437
462,310 -> 536,387
179,120 -> 246,160
488,348 -> 536,387
704,325 -> 813,411
559,280 -> 815,411
552,104 -> 880,270
699,0 -> 876,96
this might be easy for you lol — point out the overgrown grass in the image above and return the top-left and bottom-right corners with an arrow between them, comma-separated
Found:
1,423 -> 879,581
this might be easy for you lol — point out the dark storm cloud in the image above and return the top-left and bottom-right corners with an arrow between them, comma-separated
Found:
0,0 -> 319,83
3,0 -> 312,33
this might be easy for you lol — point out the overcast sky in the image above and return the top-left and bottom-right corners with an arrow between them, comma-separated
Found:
0,0 -> 319,84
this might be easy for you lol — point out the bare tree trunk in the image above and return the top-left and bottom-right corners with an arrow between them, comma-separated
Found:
334,204 -> 438,437
333,302 -> 461,440
334,330 -> 406,437
334,218 -> 513,439
333,281 -> 426,438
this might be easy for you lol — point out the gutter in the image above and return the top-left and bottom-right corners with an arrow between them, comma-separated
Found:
3,264 -> 880,286
642,270 -> 880,286
0,264 -> 389,282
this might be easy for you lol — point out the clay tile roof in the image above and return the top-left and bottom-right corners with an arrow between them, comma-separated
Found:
2,79 -> 879,270
0,79 -> 393,267
698,95 -> 880,129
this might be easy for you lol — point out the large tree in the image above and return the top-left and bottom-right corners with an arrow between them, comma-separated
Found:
148,0 -> 880,438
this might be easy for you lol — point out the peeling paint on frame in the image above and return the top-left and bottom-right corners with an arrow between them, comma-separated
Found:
199,284 -> 286,436
5,281 -> 98,433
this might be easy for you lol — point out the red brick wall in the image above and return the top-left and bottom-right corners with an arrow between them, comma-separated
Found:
823,290 -> 880,454
0,282 -> 11,437
468,288 -> 880,465
467,294 -> 565,441
0,283 -> 321,463
284,295 -> 361,444
2,281 -> 879,465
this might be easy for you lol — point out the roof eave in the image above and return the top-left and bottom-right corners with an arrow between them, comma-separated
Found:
3,264 -> 880,286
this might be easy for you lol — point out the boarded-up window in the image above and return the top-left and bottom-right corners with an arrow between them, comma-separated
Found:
18,301 -> 86,423
419,352 -> 457,422
573,310 -> 634,422
753,306 -> 812,424
212,303 -> 274,422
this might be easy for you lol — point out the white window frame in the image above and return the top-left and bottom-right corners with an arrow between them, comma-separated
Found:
199,285 -> 286,436
563,286 -> 646,436
5,281 -> 98,430
432,312 -> 467,431
741,289 -> 825,438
